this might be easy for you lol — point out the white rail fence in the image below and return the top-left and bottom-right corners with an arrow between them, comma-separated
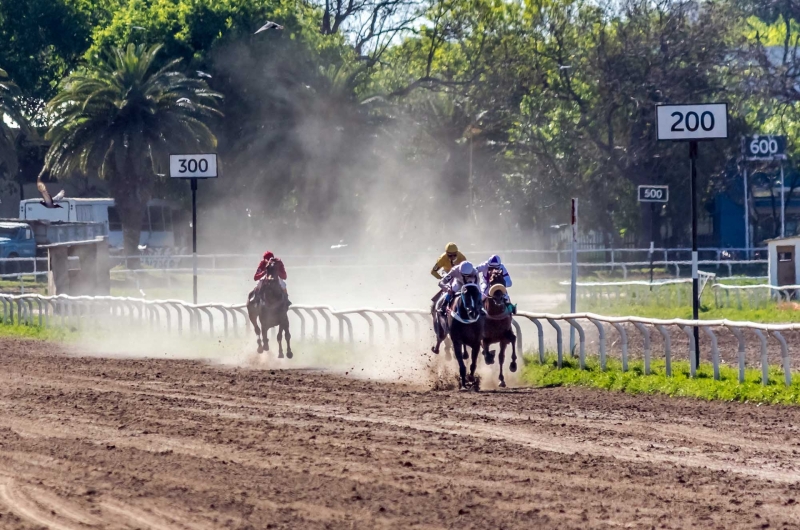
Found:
1,294 -> 797,387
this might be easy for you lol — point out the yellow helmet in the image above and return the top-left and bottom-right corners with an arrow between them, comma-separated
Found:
445,242 -> 458,253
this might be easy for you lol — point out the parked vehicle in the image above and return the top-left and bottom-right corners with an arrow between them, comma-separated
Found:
19,198 -> 181,250
0,222 -> 35,275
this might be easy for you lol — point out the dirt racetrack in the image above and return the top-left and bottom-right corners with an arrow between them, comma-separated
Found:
1,339 -> 800,529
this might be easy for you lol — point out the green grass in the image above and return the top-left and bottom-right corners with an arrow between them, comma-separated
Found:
0,320 -> 75,341
522,354 -> 800,404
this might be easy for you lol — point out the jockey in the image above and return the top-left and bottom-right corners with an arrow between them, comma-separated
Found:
476,255 -> 516,314
254,251 -> 289,302
437,261 -> 480,314
430,242 -> 467,279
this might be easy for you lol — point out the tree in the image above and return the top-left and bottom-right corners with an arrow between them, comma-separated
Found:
0,67 -> 26,181
44,43 -> 222,259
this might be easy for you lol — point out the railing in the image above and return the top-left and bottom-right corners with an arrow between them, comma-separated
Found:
516,311 -> 797,387
1,293 -> 797,388
712,283 -> 800,309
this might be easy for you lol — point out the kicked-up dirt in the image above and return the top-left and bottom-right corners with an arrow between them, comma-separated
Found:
0,338 -> 799,529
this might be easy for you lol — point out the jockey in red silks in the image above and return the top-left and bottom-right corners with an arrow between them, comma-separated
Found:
254,251 -> 289,301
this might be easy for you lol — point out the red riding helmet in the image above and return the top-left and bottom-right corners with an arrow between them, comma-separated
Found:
263,251 -> 274,261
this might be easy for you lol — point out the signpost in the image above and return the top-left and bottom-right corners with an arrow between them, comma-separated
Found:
657,103 -> 728,368
741,135 -> 788,241
169,154 -> 219,304
570,198 -> 578,355
638,185 -> 669,285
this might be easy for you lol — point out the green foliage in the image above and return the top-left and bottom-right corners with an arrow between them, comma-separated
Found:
44,43 -> 222,255
523,354 -> 800,405
0,319 -> 74,341
0,68 -> 26,179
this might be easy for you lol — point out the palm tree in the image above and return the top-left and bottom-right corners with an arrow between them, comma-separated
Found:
44,43 -> 222,258
0,68 -> 26,182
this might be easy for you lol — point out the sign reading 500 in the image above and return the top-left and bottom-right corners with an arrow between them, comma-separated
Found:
169,154 -> 218,179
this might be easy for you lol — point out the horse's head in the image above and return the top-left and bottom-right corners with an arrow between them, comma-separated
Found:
488,267 -> 505,286
458,283 -> 484,322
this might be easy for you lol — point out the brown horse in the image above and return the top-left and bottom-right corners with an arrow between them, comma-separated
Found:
247,261 -> 292,358
481,268 -> 517,387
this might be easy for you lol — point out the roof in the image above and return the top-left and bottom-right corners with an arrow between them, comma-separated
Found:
764,236 -> 800,244
0,222 -> 28,230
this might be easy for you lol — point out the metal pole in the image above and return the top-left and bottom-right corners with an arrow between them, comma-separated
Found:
781,159 -> 785,238
650,202 -> 655,288
690,141 -> 700,366
191,178 -> 198,305
743,165 -> 749,259
570,198 -> 578,355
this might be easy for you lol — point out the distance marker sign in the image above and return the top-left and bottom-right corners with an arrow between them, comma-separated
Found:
169,154 -> 218,179
742,135 -> 787,160
638,185 -> 668,203
656,103 -> 728,141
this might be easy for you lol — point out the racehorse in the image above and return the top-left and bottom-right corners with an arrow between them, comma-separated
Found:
448,283 -> 485,390
246,261 -> 292,358
482,268 -> 517,387
431,291 -> 455,359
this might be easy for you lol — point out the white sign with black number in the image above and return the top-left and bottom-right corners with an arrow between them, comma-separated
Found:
169,154 -> 218,178
656,103 -> 728,141
638,185 -> 669,203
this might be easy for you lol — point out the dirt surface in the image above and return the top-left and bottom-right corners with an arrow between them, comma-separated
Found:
1,339 -> 800,529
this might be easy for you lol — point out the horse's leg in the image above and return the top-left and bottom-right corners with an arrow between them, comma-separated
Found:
498,342 -> 507,388
277,324 -> 285,359
508,331 -> 518,373
260,312 -> 270,353
482,336 -> 495,365
431,313 -> 442,354
283,317 -> 293,359
468,339 -> 480,390
452,338 -> 467,389
444,336 -> 453,360
248,302 -> 263,353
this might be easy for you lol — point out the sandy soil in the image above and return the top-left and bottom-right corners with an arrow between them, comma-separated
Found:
0,338 -> 799,529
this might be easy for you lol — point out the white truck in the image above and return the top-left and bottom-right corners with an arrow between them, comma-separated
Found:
19,198 -> 182,250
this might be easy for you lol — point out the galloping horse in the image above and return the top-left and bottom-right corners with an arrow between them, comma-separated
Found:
482,268 -> 517,387
448,283 -> 485,390
246,261 -> 292,358
431,291 -> 455,359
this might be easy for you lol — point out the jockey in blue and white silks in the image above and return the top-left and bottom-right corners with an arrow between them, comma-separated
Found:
476,255 -> 512,296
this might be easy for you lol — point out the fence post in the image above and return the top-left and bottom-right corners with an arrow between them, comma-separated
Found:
633,322 -> 651,375
546,318 -> 563,368
610,322 -> 628,372
752,329 -> 769,385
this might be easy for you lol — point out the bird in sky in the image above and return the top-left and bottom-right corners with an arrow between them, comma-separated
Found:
37,181 -> 65,209
255,21 -> 284,34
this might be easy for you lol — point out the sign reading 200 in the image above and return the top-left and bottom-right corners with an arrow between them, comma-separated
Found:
669,110 -> 715,133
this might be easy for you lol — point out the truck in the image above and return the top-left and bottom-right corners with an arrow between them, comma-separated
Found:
0,219 -> 107,275
19,197 -> 184,250
0,223 -> 36,264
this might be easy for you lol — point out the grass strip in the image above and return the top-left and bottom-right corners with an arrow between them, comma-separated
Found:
522,354 -> 800,405
0,320 -> 75,341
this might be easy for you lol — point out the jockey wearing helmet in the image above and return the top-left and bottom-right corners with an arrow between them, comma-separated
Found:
254,251 -> 290,304
476,255 -> 516,314
431,242 -> 467,279
437,261 -> 480,314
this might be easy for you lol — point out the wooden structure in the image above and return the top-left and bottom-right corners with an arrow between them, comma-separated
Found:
767,236 -> 800,288
45,237 -> 110,296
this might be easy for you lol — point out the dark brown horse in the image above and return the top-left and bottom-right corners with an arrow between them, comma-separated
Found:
247,261 -> 292,358
482,268 -> 517,387
449,283 -> 485,390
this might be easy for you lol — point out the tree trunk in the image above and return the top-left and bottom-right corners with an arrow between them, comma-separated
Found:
116,194 -> 146,269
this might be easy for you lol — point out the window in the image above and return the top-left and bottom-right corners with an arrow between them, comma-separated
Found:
25,229 -> 32,240
0,228 -> 19,239
779,252 -> 793,262
108,207 -> 122,231
148,206 -> 165,232
76,205 -> 93,222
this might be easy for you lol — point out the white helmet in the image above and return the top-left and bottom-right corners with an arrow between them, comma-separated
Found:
459,261 -> 475,276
